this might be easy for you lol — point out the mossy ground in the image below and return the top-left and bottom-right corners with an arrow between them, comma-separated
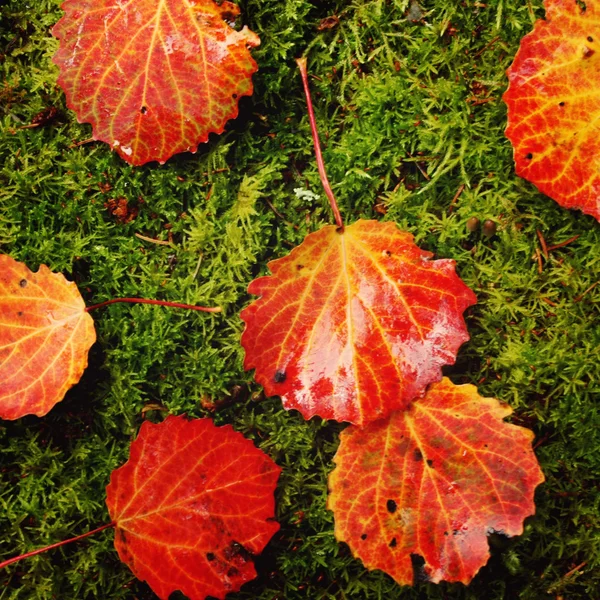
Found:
0,0 -> 599,598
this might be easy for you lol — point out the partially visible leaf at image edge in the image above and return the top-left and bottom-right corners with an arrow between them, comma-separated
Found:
328,377 -> 545,586
504,0 -> 600,221
106,415 -> 281,600
0,254 -> 95,420
241,220 -> 476,426
52,0 -> 260,165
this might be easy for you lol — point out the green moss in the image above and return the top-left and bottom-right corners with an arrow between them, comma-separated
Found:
0,0 -> 598,598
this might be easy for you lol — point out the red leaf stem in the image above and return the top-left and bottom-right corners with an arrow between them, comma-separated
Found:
0,522 -> 115,570
85,298 -> 222,313
296,57 -> 344,231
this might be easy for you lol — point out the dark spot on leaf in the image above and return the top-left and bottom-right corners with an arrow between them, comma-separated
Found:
384,250 -> 392,257
389,537 -> 397,548
361,533 -> 367,540
296,264 -> 304,270
224,541 -> 252,562
274,370 -> 286,383
206,552 -> 215,561
525,153 -> 533,160
444,531 -> 449,536
588,36 -> 594,42
559,101 -> 565,106
19,279 -> 27,288
140,106 -> 147,114
386,499 -> 397,513
426,459 -> 434,468
17,311 -> 22,317
227,567 -> 239,578
583,46 -> 595,58
410,553 -> 429,584
413,448 -> 423,461
232,93 -> 238,99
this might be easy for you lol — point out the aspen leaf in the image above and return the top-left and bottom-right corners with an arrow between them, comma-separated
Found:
52,0 -> 260,165
106,415 -> 281,600
328,378 -> 545,586
240,220 -> 476,426
0,254 -> 96,420
504,0 -> 600,221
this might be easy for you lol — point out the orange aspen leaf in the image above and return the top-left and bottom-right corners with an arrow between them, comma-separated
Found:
0,254 -> 95,420
106,415 -> 281,600
504,0 -> 600,221
240,221 -> 476,426
52,0 -> 260,165
328,378 -> 545,586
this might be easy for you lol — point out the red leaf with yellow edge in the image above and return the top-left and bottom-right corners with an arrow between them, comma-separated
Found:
240,220 -> 476,426
52,0 -> 259,165
0,254 -> 96,420
504,0 -> 600,221
328,377 -> 545,586
106,415 -> 281,600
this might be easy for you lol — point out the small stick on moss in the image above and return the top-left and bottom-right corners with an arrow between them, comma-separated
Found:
547,234 -> 580,252
135,232 -> 172,246
573,281 -> 599,303
85,298 -> 222,313
70,137 -> 95,148
0,523 -> 115,570
264,198 -> 299,230
448,183 -> 466,213
534,248 -> 543,274
536,229 -> 549,259
296,57 -> 344,232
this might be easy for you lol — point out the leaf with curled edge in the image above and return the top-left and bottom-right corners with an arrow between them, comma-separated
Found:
106,415 -> 281,600
328,377 -> 545,586
240,220 -> 476,426
52,0 -> 260,165
504,0 -> 600,221
0,254 -> 96,420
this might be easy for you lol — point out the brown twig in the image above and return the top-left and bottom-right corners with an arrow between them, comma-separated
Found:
573,281 -> 599,303
547,235 -> 580,252
264,198 -> 299,230
474,35 -> 500,58
69,137 -> 95,148
135,232 -> 171,246
536,229 -> 549,259
540,297 -> 558,307
448,183 -> 466,213
534,248 -> 543,274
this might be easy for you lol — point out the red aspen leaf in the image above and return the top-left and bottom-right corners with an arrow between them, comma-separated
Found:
105,415 -> 281,600
240,220 -> 476,426
504,0 -> 600,221
328,377 -> 545,586
0,254 -> 96,420
52,0 -> 260,166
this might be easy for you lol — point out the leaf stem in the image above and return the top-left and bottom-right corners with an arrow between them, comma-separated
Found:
296,57 -> 344,232
85,298 -> 222,313
0,522 -> 116,570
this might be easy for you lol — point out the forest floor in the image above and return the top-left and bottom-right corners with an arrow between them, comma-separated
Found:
0,0 -> 598,598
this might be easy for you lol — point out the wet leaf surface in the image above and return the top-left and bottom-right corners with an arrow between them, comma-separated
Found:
328,378 -> 545,585
504,0 -> 600,221
0,254 -> 95,420
106,415 -> 281,600
241,220 -> 476,426
52,0 -> 260,165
